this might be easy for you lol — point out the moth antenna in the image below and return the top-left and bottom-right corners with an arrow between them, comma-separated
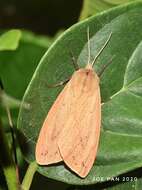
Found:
92,32 -> 112,67
87,27 -> 91,65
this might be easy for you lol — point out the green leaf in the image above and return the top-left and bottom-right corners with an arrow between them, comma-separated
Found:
107,182 -> 135,190
18,1 -> 142,185
104,0 -> 135,5
0,30 -> 50,126
0,30 -> 21,51
80,0 -> 137,20
103,40 -> 142,136
21,30 -> 53,48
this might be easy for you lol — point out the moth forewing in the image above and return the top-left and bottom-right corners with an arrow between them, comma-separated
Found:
57,65 -> 101,178
35,83 -> 70,165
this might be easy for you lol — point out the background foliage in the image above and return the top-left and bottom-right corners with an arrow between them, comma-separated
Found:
0,0 -> 142,190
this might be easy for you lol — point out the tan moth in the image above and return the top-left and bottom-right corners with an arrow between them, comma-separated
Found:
36,29 -> 112,178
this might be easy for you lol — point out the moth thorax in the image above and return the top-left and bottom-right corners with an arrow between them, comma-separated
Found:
85,63 -> 93,70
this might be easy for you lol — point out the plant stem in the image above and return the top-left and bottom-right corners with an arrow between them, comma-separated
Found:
21,161 -> 37,190
0,119 -> 20,190
5,104 -> 20,181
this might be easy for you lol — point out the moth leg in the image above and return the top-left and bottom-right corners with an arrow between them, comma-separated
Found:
101,96 -> 112,105
69,50 -> 80,70
98,55 -> 116,78
47,78 -> 70,88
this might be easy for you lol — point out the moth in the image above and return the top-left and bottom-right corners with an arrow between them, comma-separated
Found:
36,29 -> 112,178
